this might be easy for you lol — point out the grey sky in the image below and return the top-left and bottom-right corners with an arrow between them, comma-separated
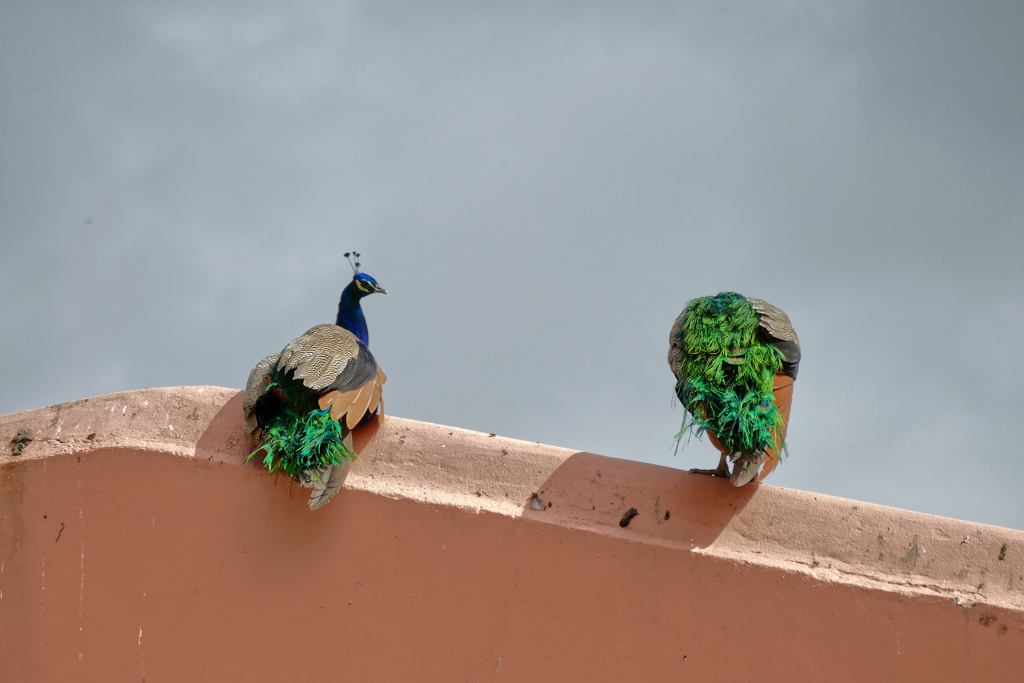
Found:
2,1 -> 1022,528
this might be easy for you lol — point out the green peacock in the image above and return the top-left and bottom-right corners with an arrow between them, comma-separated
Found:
668,293 -> 800,486
243,253 -> 388,510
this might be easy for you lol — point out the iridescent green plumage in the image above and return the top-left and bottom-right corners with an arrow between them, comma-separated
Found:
673,292 -> 787,457
246,368 -> 356,481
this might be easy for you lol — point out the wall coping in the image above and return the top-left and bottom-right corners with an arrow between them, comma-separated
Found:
3,385 -> 1022,613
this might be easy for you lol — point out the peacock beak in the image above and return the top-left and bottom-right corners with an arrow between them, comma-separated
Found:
373,284 -> 388,295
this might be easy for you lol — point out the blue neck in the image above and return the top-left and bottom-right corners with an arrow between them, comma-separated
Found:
336,281 -> 369,346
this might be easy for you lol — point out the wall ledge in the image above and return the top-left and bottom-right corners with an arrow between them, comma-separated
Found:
4,386 -> 1024,680
3,385 -> 1021,615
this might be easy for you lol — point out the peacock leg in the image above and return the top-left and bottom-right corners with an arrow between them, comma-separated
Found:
689,451 -> 730,478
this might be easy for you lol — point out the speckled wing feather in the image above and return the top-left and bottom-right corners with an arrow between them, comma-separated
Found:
747,298 -> 799,346
667,308 -> 687,380
277,324 -> 377,392
243,353 -> 281,438
747,298 -> 800,378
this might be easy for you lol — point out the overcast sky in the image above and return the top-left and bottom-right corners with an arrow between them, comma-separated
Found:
2,1 -> 1022,529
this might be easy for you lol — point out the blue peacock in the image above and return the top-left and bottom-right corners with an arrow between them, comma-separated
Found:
243,252 -> 388,510
668,293 -> 800,486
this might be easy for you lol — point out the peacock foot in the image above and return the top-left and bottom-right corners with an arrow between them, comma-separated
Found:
689,464 -> 731,478
690,451 -> 731,478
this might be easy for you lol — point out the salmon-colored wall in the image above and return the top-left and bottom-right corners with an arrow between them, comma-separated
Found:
2,387 -> 1023,682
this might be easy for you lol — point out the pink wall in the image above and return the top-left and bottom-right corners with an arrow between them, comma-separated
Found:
2,387 -> 1023,681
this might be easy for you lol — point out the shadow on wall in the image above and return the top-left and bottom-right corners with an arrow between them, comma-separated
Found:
190,390 -> 387,548
521,451 -> 757,550
193,390 -> 751,551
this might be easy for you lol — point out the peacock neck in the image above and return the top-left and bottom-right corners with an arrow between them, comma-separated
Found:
336,283 -> 369,346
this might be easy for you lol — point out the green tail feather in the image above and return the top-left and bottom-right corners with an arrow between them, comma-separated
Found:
674,292 -> 787,458
246,369 -> 356,480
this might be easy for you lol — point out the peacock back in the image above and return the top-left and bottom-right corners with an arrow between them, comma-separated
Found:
669,292 -> 795,457
243,324 -> 386,505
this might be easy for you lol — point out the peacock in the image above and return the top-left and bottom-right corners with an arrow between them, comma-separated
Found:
668,293 -> 800,486
243,253 -> 388,510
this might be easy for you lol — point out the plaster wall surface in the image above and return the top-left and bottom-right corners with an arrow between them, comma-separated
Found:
1,387 -> 1022,682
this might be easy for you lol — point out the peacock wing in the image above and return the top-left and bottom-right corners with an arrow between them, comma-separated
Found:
322,388 -> 361,421
747,298 -> 801,379
243,353 -> 281,438
276,323 -> 384,428
667,308 -> 688,380
277,324 -> 376,392
345,378 -> 378,430
747,298 -> 799,346
367,381 -> 382,417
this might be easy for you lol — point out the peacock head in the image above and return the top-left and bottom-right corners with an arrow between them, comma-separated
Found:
350,272 -> 388,298
342,251 -> 387,300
